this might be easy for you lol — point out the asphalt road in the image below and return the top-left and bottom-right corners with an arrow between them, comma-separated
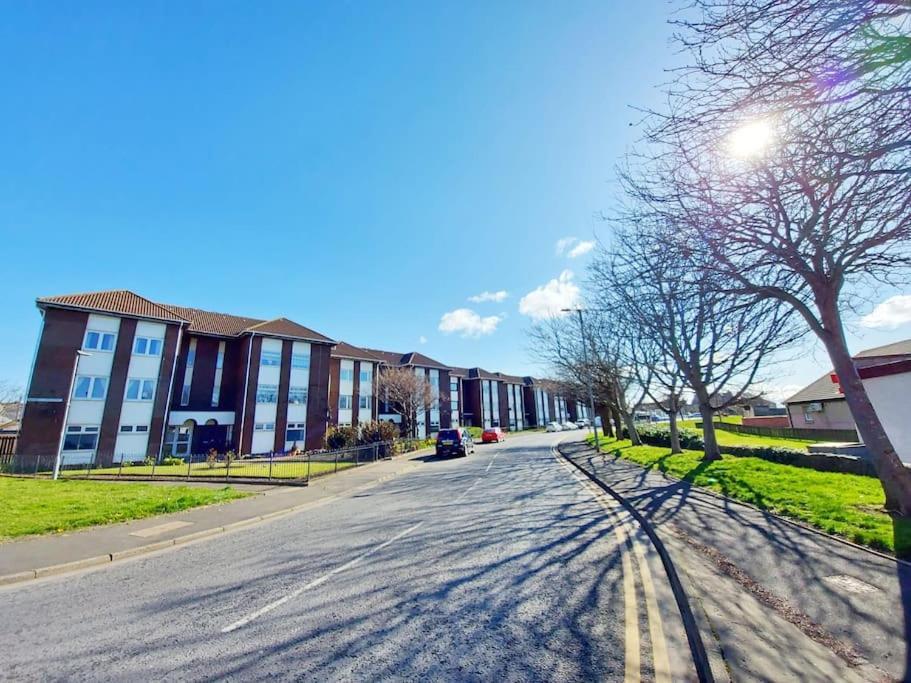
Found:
0,432 -> 690,682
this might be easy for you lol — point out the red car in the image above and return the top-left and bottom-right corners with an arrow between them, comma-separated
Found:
481,428 -> 506,443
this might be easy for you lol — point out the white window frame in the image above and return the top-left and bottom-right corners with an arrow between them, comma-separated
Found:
359,368 -> 373,383
125,378 -> 156,402
288,386 -> 308,405
83,330 -> 116,352
339,395 -> 353,410
286,422 -> 306,442
254,422 -> 276,432
291,354 -> 310,369
256,384 -> 279,404
73,376 -> 108,401
133,336 -> 163,356
63,425 -> 100,451
358,395 -> 371,410
340,368 -> 354,382
260,351 -> 282,367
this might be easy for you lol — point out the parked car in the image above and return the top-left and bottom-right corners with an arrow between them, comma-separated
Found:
562,421 -> 578,431
576,418 -> 590,428
435,428 -> 475,457
482,427 -> 506,443
546,421 -> 563,432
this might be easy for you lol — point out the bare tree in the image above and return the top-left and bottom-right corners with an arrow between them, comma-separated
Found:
528,310 -> 650,445
592,217 -> 799,461
375,366 -> 434,439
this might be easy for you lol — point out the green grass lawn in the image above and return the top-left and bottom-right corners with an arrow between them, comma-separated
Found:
0,478 -> 248,541
587,436 -> 910,556
673,420 -> 816,450
59,459 -> 355,480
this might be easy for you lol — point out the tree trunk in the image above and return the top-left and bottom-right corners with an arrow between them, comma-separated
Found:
624,412 -> 642,446
612,406 -> 624,440
597,406 -> 614,438
699,402 -> 721,461
668,408 -> 682,454
817,300 -> 911,514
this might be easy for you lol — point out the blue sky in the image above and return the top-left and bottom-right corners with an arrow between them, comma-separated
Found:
2,1 -> 909,402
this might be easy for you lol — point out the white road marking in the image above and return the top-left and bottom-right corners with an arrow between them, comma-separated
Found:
221,521 -> 424,633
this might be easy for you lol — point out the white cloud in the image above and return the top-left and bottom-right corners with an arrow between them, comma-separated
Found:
860,295 -> 911,329
555,237 -> 577,256
752,382 -> 805,405
468,290 -> 509,303
438,308 -> 503,338
567,240 -> 595,258
418,335 -> 428,345
518,270 -> 581,320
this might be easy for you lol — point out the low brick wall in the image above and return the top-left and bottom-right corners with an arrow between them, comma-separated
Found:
742,416 -> 791,428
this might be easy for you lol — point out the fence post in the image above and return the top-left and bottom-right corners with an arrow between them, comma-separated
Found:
307,452 -> 312,485
186,455 -> 192,481
225,453 -> 230,482
268,451 -> 274,482
150,457 -> 156,479
118,456 -> 124,478
334,450 -> 339,474
34,455 -> 41,478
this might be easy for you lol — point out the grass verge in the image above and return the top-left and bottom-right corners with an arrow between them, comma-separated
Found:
0,478 -> 248,541
587,435 -> 911,556
58,460 -> 355,480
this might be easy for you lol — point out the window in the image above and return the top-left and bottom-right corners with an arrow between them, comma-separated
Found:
340,368 -> 354,381
84,330 -> 116,352
286,422 -> 306,442
180,339 -> 196,406
119,425 -> 149,434
120,425 -> 133,433
288,386 -> 308,405
291,353 -> 309,369
254,422 -> 275,431
803,407 -> 815,423
164,422 -> 193,456
339,395 -> 352,410
359,368 -> 373,383
133,337 -> 163,356
136,425 -> 149,433
261,351 -> 281,367
256,384 -> 278,403
63,425 -> 99,451
125,378 -> 156,401
73,376 -> 107,400
212,341 -> 226,406
358,395 -> 371,410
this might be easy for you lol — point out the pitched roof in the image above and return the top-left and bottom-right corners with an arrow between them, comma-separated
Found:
784,372 -> 843,404
854,338 -> 911,359
331,341 -> 382,362
493,371 -> 525,385
785,337 -> 911,404
38,290 -> 188,324
162,304 -> 261,336
245,318 -> 334,343
468,367 -> 500,380
363,348 -> 450,370
38,290 -> 333,343
449,366 -> 470,378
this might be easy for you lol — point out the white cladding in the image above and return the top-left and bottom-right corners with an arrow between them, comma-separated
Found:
252,338 -> 283,454
429,369 -> 440,431
64,314 -> 121,462
864,371 -> 911,463
338,359 -> 354,426
113,320 -> 166,461
415,367 -> 426,438
287,341 -> 311,427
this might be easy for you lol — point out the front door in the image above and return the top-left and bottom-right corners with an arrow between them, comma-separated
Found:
193,425 -> 229,454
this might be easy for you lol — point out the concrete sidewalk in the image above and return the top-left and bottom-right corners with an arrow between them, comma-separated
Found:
0,449 -> 430,586
558,438 -> 909,683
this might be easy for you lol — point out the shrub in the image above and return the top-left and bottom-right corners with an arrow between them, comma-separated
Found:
143,456 -> 155,467
326,425 -> 358,450
161,456 -> 184,467
359,420 -> 399,444
206,448 -> 219,469
636,423 -> 704,450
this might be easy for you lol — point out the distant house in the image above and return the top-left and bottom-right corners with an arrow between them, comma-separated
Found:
784,339 -> 911,446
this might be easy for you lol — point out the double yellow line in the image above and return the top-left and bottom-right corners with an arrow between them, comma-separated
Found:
553,447 -> 672,683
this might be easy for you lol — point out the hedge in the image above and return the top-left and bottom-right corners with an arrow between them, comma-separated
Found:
626,424 -> 877,478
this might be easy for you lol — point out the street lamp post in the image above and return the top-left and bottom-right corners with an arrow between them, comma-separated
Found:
53,350 -> 90,480
562,308 -> 600,451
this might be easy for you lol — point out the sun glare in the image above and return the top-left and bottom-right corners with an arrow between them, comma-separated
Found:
727,119 -> 774,158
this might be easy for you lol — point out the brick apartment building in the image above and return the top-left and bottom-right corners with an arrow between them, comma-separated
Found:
328,342 -> 381,429
366,349 -> 453,438
17,290 -> 335,466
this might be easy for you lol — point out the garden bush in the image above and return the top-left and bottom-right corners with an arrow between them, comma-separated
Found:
358,420 -> 399,444
326,425 -> 358,450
